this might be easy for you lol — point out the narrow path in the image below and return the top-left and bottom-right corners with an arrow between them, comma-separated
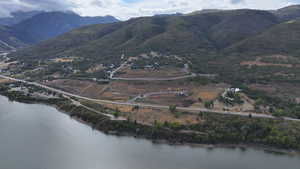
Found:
109,60 -> 128,79
69,98 -> 125,121
79,83 -> 93,95
0,40 -> 16,50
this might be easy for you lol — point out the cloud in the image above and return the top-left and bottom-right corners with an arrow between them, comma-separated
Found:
231,0 -> 245,4
0,0 -> 74,17
0,0 -> 298,20
18,0 -> 75,10
73,0 -> 296,20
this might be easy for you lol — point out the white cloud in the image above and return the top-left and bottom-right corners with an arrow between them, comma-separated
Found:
0,0 -> 298,20
71,0 -> 296,20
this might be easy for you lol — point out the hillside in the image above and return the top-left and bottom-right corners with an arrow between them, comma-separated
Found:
272,5 -> 300,21
226,19 -> 300,56
3,5 -> 300,122
11,9 -> 278,62
0,26 -> 26,51
8,5 -> 300,86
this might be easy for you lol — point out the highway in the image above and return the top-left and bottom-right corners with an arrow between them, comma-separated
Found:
1,74 -> 300,122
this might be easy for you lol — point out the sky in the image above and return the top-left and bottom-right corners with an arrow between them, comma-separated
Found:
0,0 -> 299,20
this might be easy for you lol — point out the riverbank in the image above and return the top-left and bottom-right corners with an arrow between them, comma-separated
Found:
69,114 -> 300,156
1,95 -> 299,169
0,84 -> 299,154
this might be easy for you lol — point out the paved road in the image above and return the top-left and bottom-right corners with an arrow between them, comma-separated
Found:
1,74 -> 299,122
109,60 -> 128,79
111,74 -> 197,81
0,40 -> 16,50
109,59 -> 197,81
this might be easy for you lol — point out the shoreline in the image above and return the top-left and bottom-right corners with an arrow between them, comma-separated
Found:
0,91 -> 299,156
70,115 -> 300,156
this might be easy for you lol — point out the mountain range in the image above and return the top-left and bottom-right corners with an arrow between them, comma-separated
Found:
0,11 -> 119,51
7,5 -> 300,83
0,11 -> 43,26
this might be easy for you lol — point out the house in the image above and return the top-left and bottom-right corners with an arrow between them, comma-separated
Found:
230,88 -> 242,93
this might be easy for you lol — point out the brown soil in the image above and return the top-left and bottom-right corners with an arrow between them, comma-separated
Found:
102,103 -> 201,125
52,58 -> 74,63
240,55 -> 296,68
0,78 -> 12,84
46,79 -> 108,99
117,67 -> 187,78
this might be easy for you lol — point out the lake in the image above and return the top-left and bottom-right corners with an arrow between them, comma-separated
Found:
0,95 -> 299,169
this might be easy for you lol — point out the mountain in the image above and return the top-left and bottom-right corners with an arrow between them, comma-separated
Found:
271,5 -> 300,21
11,9 -> 278,61
186,9 -> 223,16
0,11 -> 42,26
226,19 -> 300,56
0,26 -> 26,51
10,5 -> 300,83
12,12 -> 119,44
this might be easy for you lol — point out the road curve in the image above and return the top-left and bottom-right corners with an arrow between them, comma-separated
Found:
109,59 -> 196,81
1,74 -> 300,122
111,74 -> 196,81
128,91 -> 187,103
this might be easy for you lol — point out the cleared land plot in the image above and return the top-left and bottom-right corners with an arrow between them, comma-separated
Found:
240,55 -> 300,68
44,79 -> 254,114
45,79 -> 227,108
137,93 -> 188,107
101,103 -> 201,125
116,67 -> 188,78
52,57 -> 75,63
0,78 -> 12,84
46,79 -> 108,99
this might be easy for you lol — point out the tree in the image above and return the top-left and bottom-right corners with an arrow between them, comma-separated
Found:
248,113 -> 252,118
169,105 -> 177,113
113,108 -> 121,117
132,105 -> 140,111
204,101 -> 214,109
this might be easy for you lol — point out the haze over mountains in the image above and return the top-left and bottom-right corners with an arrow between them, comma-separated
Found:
0,11 -> 119,51
0,11 -> 43,26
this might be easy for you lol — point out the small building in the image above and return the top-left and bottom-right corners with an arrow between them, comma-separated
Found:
229,88 -> 242,93
109,64 -> 115,69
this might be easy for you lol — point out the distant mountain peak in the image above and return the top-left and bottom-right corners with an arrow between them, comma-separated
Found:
12,11 -> 119,44
186,9 -> 224,16
0,10 -> 43,26
278,4 -> 300,10
272,4 -> 300,21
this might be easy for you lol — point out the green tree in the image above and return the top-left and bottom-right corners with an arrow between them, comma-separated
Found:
169,105 -> 177,113
204,101 -> 214,109
113,108 -> 121,117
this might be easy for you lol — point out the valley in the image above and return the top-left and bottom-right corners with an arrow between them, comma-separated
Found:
1,4 -> 300,154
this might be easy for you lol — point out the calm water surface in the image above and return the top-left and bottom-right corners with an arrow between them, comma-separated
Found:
0,96 -> 299,169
